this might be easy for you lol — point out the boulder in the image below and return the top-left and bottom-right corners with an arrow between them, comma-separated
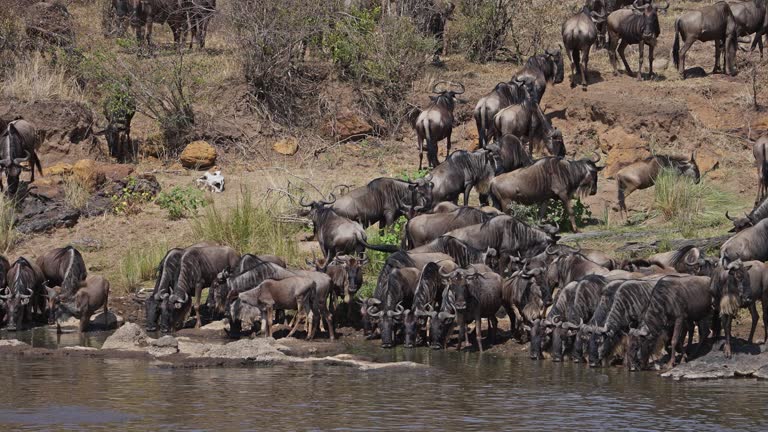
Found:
97,163 -> 134,182
323,110 -> 373,141
57,311 -> 123,331
273,138 -> 299,156
72,159 -> 106,191
24,2 -> 75,48
101,322 -> 148,351
0,99 -> 93,152
601,127 -> 650,178
16,193 -> 80,234
148,335 -> 179,357
180,140 -> 217,169
46,162 -> 73,176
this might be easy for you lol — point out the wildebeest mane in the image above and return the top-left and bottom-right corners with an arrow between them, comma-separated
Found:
549,281 -> 577,321
10,257 -> 36,295
413,261 -> 446,312
443,150 -> 493,186
494,81 -> 527,105
226,261 -> 294,295
604,280 -> 654,332
749,196 -> 768,223
367,177 -> 414,209
52,246 -> 87,298
155,248 -> 184,295
498,216 -> 554,257
637,276 -> 685,338
668,245 -> 697,268
234,254 -> 270,275
569,275 -> 606,324
175,248 -> 219,296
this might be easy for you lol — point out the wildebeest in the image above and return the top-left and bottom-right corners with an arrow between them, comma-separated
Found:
628,275 -> 712,370
672,1 -> 738,77
159,245 -> 239,331
309,254 -> 367,326
614,153 -> 701,212
35,246 -> 87,299
753,136 -> 768,205
515,49 -> 565,106
233,277 -> 315,339
367,267 -> 419,348
438,265 -> 503,352
729,0 -> 768,56
46,275 -> 110,333
0,119 -> 43,194
301,195 -> 367,262
403,206 -> 496,249
720,218 -> 768,264
530,280 -> 579,360
290,268 -> 336,340
426,149 -> 496,206
97,93 -> 136,163
622,245 -> 704,275
487,135 -> 533,175
710,260 -> 753,357
331,177 -> 433,231
579,278 -> 625,366
493,85 -> 562,156
122,0 -> 190,48
607,1 -> 669,79
473,81 -> 528,148
727,196 -> 768,232
1,258 -> 45,331
741,260 -> 768,344
405,261 -> 450,348
414,81 -> 466,169
188,0 -> 216,49
489,154 -> 604,232
503,266 -> 552,338
562,3 -> 606,90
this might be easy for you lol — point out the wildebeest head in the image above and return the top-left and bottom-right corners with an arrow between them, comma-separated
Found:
299,194 -> 337,219
678,151 -> 701,183
632,1 -> 668,44
430,287 -> 456,349
726,260 -> 753,306
159,289 -> 190,333
403,309 -> 419,348
578,152 -> 604,196
0,285 -> 31,331
366,295 -> 404,348
627,324 -> 662,371
544,48 -> 565,84
333,255 -> 368,295
408,177 -> 435,212
211,267 -> 232,316
441,266 -> 480,311
44,284 -> 62,325
428,81 -> 467,111
0,123 -> 32,194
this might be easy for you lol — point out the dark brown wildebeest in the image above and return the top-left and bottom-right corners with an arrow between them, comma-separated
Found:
487,135 -> 533,175
562,3 -> 606,90
753,136 -> 768,205
188,0 -> 216,49
0,119 -> 43,194
493,79 -> 563,156
413,81 -> 466,169
289,268 -> 336,340
727,196 -> 768,232
473,81 -> 528,149
489,154 -> 603,232
367,266 -> 420,348
46,275 -> 110,333
709,260 -> 753,358
159,245 -> 239,331
672,1 -> 739,77
515,50 -> 565,107
729,0 -> 768,57
1,258 -> 45,331
720,218 -> 768,264
628,275 -> 712,370
614,153 -> 701,212
233,277 -> 315,339
35,246 -> 87,299
607,1 -> 669,79
403,206 -> 496,249
529,280 -> 578,360
301,195 -> 368,262
622,245 -> 704,275
308,254 -> 367,327
123,0 -> 189,48
426,149 -> 496,206
331,177 -> 433,231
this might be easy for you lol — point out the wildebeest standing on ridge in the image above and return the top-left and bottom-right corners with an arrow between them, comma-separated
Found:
514,49 -> 565,106
607,0 -> 669,79
728,0 -> 768,57
473,81 -> 528,149
413,81 -> 466,169
0,119 -> 43,194
562,3 -> 606,90
426,149 -> 496,206
672,1 -> 739,77
753,136 -> 768,205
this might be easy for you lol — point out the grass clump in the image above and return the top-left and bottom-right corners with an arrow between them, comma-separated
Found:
0,194 -> 18,253
191,188 -> 301,262
653,168 -> 731,237
156,186 -> 207,220
119,240 -> 169,292
2,53 -> 83,102
63,175 -> 90,211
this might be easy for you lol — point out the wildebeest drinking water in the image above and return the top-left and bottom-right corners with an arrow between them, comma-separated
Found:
1,257 -> 45,331
46,275 -> 110,333
0,119 -> 43,194
36,246 -> 87,299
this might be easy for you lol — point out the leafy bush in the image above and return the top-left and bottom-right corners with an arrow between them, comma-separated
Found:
505,198 -> 592,232
111,177 -> 154,216
454,0 -> 513,62
398,168 -> 430,181
358,216 -> 407,298
119,241 -> 169,292
191,188 -> 301,261
156,186 -> 207,220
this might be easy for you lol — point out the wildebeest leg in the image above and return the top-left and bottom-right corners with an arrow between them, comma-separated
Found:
538,201 -> 548,220
665,318 -> 684,369
580,48 -> 590,91
194,282 -> 204,329
713,39 -> 722,74
762,299 -> 768,344
637,41 -> 644,80
647,45 -> 654,79
722,314 -> 733,358
566,48 -> 576,88
476,314 -> 484,353
489,315 -> 498,346
446,130 -> 452,161
418,135 -> 424,171
608,31 -> 620,75
463,183 -> 472,207
748,303 -> 758,344
560,195 -> 578,233
678,40 -> 693,77
618,40 -> 632,76
287,298 -> 304,338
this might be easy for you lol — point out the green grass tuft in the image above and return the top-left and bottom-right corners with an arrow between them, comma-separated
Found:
119,240 -> 169,292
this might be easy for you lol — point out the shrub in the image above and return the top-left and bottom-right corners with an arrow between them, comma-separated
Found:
0,194 -> 18,253
156,186 -> 207,220
119,241 -> 169,292
454,0 -> 513,62
358,216 -> 406,298
111,177 -> 154,216
191,188 -> 301,261
653,169 -> 730,237
505,198 -> 592,232
63,175 -> 90,211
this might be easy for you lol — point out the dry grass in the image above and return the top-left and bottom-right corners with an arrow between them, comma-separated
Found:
0,194 -> 18,253
62,175 -> 90,210
1,53 -> 84,102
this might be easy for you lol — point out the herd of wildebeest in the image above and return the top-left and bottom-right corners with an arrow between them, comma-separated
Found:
1,0 -> 768,373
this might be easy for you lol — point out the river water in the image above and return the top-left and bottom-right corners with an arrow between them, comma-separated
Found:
0,330 -> 766,431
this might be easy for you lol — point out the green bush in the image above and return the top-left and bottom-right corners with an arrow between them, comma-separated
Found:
506,198 -> 592,232
111,177 -> 154,216
454,0 -> 512,62
156,186 -> 207,220
358,217 -> 406,299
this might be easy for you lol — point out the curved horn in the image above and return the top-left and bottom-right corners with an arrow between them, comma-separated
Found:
0,288 -> 10,300
452,82 -> 465,95
394,302 -> 405,315
438,311 -> 455,320
431,81 -> 447,94
632,0 -> 644,10
367,306 -> 383,317
546,245 -> 559,256
299,196 -> 313,207
685,249 -> 699,267
320,193 -> 337,206
20,287 -> 33,298
591,151 -> 601,163
439,266 -> 456,278
656,0 -> 670,11
725,211 -> 736,222
13,150 -> 30,166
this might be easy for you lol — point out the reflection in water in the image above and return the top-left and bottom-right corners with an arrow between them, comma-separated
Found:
0,341 -> 766,431
0,327 -> 111,349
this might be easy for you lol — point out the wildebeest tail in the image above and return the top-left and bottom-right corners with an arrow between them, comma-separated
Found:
672,18 -> 680,69
480,105 -> 487,148
761,155 -> 768,188
360,238 -> 400,254
33,152 -> 43,177
572,48 -> 580,74
401,219 -> 414,250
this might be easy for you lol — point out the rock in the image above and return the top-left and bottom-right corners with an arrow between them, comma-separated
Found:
46,162 -> 73,176
601,127 -> 650,178
0,100 -> 93,152
140,134 -> 166,158
0,339 -> 28,347
97,163 -> 134,183
662,339 -> 768,380
180,140 -> 217,169
181,338 -> 291,362
323,110 -> 373,141
148,335 -> 179,357
72,159 -> 106,191
201,319 -> 228,331
24,2 -> 75,48
652,57 -> 669,71
101,322 -> 148,351
16,192 -> 80,234
58,311 -> 120,331
64,346 -> 97,351
273,138 -> 299,156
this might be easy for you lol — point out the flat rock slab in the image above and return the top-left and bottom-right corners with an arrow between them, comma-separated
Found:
662,340 -> 768,380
